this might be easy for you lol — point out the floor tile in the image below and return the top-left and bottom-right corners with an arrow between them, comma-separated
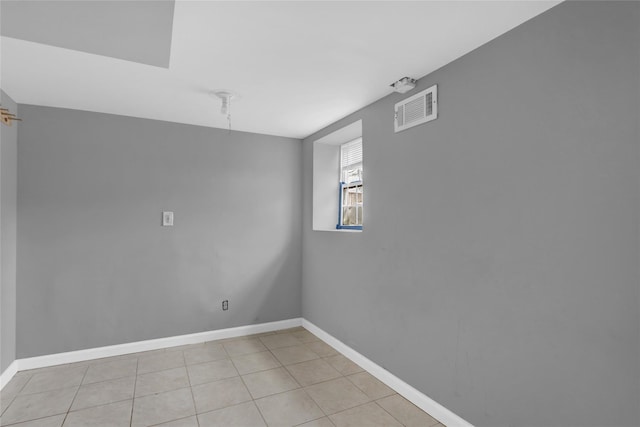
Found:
329,402 -> 402,427
271,345 -> 319,366
291,330 -> 321,344
215,336 -> 247,344
0,330 -> 445,427
20,365 -> 87,395
127,348 -> 166,360
83,358 -> 137,384
1,393 -> 17,415
222,339 -> 267,357
286,358 -> 342,387
131,387 -> 195,427
1,372 -> 32,399
305,377 -> 370,415
163,343 -> 203,353
1,386 -> 77,426
197,401 -> 266,427
275,327 -> 305,334
231,351 -> 281,375
304,342 -> 338,358
135,366 -> 190,397
376,394 -> 441,427
71,376 -> 135,411
2,414 -> 65,427
254,389 -> 324,427
137,351 -> 184,375
89,352 -> 138,363
242,367 -> 300,399
183,343 -> 227,366
63,399 -> 132,427
243,332 -> 277,339
323,355 -> 363,375
21,363 -> 88,377
345,372 -> 394,400
296,417 -> 335,427
259,333 -> 302,350
186,359 -> 237,386
191,376 -> 251,414
1,399 -> 14,417
153,415 -> 199,426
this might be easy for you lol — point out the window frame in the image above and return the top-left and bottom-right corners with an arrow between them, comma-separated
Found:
336,138 -> 363,230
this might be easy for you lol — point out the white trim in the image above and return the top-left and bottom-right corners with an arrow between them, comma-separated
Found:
3,318 -> 302,380
302,319 -> 474,427
0,360 -> 19,390
3,315 -> 472,427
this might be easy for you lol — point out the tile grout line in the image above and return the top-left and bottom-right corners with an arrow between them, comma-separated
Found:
240,333 -> 318,426
0,391 -> 19,417
301,385 -> 334,425
292,337 -> 341,424
129,357 -> 139,427
14,364 -> 132,398
269,331 -> 380,426
3,327 -> 441,427
60,363 -> 90,426
264,344 -> 304,394
330,398 -> 403,426
373,397 -> 410,427
235,363 -> 270,427
182,350 -> 201,427
2,413 -> 64,427
3,331 -> 290,425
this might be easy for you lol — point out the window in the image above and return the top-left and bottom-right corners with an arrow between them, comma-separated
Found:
337,138 -> 363,230
312,119 -> 361,232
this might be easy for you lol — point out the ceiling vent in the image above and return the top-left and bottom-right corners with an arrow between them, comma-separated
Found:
394,84 -> 437,133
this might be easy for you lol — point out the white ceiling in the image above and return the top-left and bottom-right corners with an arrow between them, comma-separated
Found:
1,1 -> 560,139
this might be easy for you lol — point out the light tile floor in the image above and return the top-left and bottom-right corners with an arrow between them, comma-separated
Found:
0,327 -> 445,427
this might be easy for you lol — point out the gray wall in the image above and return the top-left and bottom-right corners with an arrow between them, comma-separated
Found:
1,90 -> 18,373
302,2 -> 640,427
1,0 -> 175,68
17,106 -> 302,358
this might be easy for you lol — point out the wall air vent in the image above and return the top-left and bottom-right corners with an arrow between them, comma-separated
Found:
394,84 -> 437,133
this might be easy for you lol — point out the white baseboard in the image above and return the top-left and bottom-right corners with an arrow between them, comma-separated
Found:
2,316 -> 473,427
302,319 -> 474,427
0,317 -> 302,390
0,360 -> 19,390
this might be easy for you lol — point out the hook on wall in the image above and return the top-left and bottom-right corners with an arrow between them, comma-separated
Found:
1,106 -> 21,126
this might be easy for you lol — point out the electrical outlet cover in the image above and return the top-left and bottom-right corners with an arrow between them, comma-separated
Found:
162,211 -> 174,226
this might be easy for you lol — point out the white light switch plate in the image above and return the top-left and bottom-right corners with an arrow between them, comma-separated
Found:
162,211 -> 174,226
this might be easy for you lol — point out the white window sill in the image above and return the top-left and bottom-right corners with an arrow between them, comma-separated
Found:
312,228 -> 362,233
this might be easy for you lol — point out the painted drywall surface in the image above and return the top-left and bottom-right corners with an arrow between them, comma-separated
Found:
17,106 -> 302,357
302,2 -> 640,427
312,142 -> 340,231
1,90 -> 18,373
0,1 -> 175,68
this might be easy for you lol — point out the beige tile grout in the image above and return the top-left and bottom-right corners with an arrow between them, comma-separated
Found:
325,398 -> 404,425
128,354 -> 139,427
67,395 -> 134,415
60,363 -> 89,427
1,413 -> 66,427
3,328 -> 443,426
181,350 -> 200,427
234,364 -> 270,427
0,393 -> 18,417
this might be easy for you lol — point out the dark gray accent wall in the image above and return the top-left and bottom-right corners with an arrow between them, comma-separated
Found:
1,90 -> 18,373
17,106 -> 302,358
302,2 -> 640,427
1,1 -> 174,68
